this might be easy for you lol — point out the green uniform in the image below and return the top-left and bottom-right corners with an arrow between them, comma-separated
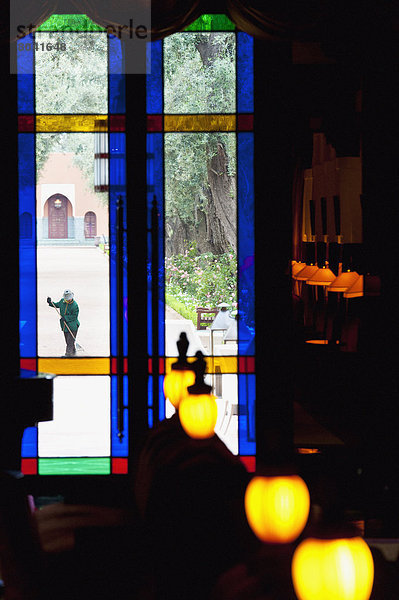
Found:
52,298 -> 80,332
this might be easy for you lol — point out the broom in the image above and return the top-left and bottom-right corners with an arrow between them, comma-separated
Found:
50,300 -> 84,352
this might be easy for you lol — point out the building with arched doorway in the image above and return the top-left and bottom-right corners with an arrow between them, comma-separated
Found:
37,152 -> 108,245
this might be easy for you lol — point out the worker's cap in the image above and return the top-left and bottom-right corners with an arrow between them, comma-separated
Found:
63,289 -> 74,301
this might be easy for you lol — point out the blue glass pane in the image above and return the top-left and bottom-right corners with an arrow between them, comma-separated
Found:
109,133 -> 127,355
157,200 -> 165,357
109,36 -> 126,113
147,231 -> 153,355
237,33 -> 254,113
148,377 -> 154,428
19,134 -> 36,357
238,374 -> 256,455
237,133 -> 255,354
111,376 -> 129,456
17,34 -> 34,113
146,41 -> 162,114
159,375 -> 165,421
146,134 -> 164,355
21,426 -> 37,457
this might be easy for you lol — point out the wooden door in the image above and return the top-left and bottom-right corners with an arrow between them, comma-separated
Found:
84,211 -> 97,238
49,197 -> 68,239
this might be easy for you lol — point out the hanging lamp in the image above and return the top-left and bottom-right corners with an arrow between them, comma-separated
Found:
327,270 -> 360,293
306,263 -> 336,286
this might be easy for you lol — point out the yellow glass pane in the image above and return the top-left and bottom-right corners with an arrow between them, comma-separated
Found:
165,356 -> 237,374
36,115 -> 108,132
38,357 -> 110,375
164,115 -> 236,131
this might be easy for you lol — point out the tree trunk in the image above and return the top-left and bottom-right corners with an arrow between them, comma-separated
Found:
206,141 -> 236,252
165,141 -> 236,257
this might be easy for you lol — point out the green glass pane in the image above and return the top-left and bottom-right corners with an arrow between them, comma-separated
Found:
184,14 -> 235,31
38,457 -> 111,475
37,14 -> 106,32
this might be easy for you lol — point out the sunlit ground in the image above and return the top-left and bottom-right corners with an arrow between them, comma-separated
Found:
37,246 -> 110,357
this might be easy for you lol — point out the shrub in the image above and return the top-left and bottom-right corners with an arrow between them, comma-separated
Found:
165,243 -> 237,319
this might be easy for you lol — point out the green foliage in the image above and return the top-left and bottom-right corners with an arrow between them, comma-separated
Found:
165,242 -> 237,317
165,132 -> 236,224
164,32 -> 236,232
35,28 -> 108,198
35,31 -> 107,114
164,32 -> 235,113
165,293 -> 197,326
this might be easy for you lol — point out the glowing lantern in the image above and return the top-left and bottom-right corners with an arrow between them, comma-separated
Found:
292,536 -> 374,600
178,351 -> 217,439
164,368 -> 196,409
244,475 -> 310,544
163,332 -> 195,409
179,392 -> 218,439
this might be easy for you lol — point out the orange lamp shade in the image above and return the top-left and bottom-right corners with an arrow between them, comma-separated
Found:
292,262 -> 307,277
344,275 -> 364,298
244,475 -> 310,544
292,537 -> 374,600
294,264 -> 319,281
327,271 -> 360,293
178,393 -> 218,439
163,369 -> 196,409
306,266 -> 336,286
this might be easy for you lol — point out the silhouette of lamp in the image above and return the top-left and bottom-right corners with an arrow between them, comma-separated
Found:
245,473 -> 310,544
292,534 -> 374,600
178,351 -> 217,439
163,332 -> 195,409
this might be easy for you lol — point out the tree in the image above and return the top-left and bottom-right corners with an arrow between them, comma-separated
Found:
164,32 -> 237,256
35,30 -> 108,204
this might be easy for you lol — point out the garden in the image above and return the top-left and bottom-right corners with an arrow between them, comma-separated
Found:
165,242 -> 237,325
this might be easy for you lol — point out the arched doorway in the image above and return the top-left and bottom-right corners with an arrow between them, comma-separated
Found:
84,211 -> 97,238
47,194 -> 69,239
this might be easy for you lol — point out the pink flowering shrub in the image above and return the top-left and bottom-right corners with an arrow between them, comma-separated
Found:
165,242 -> 237,312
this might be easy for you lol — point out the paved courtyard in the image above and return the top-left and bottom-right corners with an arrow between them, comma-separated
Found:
37,246 -> 110,357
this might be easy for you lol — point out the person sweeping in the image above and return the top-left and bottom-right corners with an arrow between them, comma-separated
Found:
47,289 -> 80,357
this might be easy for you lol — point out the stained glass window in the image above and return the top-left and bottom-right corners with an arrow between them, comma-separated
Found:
146,16 -> 255,464
18,15 -> 128,476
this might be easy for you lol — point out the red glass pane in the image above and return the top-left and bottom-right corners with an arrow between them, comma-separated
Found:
111,358 -> 128,373
18,115 -> 34,131
21,458 -> 38,475
112,458 -> 128,474
240,456 -> 256,472
237,114 -> 253,131
109,115 -> 126,131
20,358 -> 37,372
147,115 -> 163,131
238,356 -> 255,373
